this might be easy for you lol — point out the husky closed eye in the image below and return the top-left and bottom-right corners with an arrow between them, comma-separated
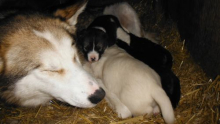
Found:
43,69 -> 64,74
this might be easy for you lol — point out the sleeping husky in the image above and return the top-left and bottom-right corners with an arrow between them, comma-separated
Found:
0,0 -> 105,107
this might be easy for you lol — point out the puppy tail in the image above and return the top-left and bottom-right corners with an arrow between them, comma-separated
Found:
103,2 -> 143,37
152,87 -> 175,124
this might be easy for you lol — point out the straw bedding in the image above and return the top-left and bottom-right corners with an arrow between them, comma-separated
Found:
0,0 -> 219,123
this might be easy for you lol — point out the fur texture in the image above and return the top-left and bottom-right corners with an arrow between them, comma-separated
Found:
0,0 -> 105,107
104,2 -> 143,37
77,28 -> 109,62
86,45 -> 175,124
77,2 -> 180,109
103,2 -> 181,109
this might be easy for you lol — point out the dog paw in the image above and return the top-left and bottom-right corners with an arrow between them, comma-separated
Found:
116,104 -> 132,118
153,105 -> 160,115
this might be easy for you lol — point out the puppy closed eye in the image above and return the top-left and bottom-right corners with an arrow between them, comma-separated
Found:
83,43 -> 90,51
96,44 -> 106,52
96,47 -> 103,52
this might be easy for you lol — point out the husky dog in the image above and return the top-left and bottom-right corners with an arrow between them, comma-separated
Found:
0,0 -> 105,107
86,45 -> 175,124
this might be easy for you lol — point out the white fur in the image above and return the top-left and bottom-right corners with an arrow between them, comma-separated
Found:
87,42 -> 99,62
88,50 -> 99,62
104,2 -> 160,44
0,1 -> 105,108
104,2 -> 142,37
93,26 -> 106,33
116,27 -> 130,45
86,45 -> 175,124
14,29 -> 101,107
116,27 -> 159,45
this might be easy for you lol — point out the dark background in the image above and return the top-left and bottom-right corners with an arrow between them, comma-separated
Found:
161,0 -> 220,79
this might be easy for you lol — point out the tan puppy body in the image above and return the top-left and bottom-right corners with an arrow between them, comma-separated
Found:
88,45 -> 174,124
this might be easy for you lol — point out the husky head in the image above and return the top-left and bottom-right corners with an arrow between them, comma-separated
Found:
0,0 -> 105,107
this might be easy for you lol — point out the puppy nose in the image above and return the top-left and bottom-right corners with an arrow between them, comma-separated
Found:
88,88 -> 105,104
91,57 -> 96,62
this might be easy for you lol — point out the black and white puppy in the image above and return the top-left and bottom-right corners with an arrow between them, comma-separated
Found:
103,2 -> 173,69
77,16 -> 118,62
83,15 -> 173,69
77,28 -> 109,62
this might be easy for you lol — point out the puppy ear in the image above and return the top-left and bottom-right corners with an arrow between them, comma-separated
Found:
54,0 -> 88,26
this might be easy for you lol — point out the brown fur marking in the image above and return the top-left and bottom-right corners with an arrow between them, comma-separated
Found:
54,0 -> 88,20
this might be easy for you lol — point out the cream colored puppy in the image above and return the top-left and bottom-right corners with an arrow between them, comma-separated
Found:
86,45 -> 175,124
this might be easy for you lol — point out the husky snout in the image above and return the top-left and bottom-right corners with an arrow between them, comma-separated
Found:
89,88 -> 105,104
56,63 -> 105,108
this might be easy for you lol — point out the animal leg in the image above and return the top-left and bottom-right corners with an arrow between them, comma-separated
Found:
153,105 -> 160,115
96,79 -> 132,118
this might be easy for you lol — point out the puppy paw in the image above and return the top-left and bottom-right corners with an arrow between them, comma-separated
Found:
116,104 -> 132,118
153,105 -> 160,115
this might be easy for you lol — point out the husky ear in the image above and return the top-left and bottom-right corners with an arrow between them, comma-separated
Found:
54,0 -> 88,26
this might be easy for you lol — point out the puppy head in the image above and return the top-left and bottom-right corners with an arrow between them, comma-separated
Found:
77,28 -> 109,62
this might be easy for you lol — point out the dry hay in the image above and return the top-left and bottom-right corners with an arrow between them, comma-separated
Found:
0,0 -> 219,123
